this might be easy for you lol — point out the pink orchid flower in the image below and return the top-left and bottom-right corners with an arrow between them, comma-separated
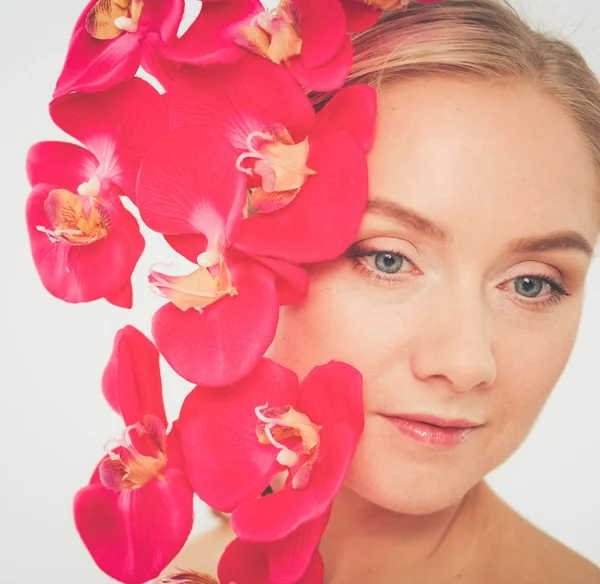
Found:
54,0 -> 185,97
167,0 -> 353,91
218,530 -> 326,584
74,326 -> 194,584
26,79 -> 167,307
136,124 -> 309,386
166,54 -> 376,264
177,359 -> 364,542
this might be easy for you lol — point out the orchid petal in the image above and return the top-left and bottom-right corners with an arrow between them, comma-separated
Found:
265,510 -> 331,584
101,326 -> 167,426
50,78 -> 168,202
287,35 -> 353,92
74,468 -> 193,584
151,259 -> 279,387
235,129 -> 368,263
26,141 -> 98,192
164,233 -> 209,263
339,0 -> 381,31
218,538 -> 269,584
250,256 -> 309,306
136,126 -> 246,243
168,55 -> 315,145
166,0 -> 262,66
218,538 -> 324,584
295,0 -> 347,70
313,85 -> 378,152
53,26 -> 141,97
140,31 -> 182,90
141,0 -> 185,42
104,281 -> 134,308
165,422 -> 187,471
178,358 -> 298,511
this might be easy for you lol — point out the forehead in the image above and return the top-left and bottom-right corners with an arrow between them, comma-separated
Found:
366,76 -> 600,243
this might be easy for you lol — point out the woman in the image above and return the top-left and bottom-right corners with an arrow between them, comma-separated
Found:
165,0 -> 600,581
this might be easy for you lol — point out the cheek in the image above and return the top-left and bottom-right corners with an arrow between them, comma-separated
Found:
266,265 -> 401,380
484,311 -> 581,461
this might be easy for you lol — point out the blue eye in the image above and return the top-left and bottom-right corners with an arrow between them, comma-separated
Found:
374,252 -> 405,274
345,246 -> 416,285
508,274 -> 570,308
513,276 -> 545,298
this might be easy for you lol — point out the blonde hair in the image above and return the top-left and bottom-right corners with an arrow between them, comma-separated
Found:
310,0 -> 600,179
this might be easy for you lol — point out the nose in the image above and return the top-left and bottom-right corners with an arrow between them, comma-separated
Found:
409,285 -> 497,393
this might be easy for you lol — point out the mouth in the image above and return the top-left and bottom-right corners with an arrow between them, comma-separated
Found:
380,413 -> 482,448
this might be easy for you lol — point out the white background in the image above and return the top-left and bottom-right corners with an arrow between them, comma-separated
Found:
0,1 -> 598,582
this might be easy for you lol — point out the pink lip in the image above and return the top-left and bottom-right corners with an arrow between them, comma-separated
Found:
394,412 -> 480,429
381,413 -> 481,447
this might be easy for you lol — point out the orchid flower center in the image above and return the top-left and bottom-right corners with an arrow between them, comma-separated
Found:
36,179 -> 111,246
149,240 -> 238,313
86,0 -> 144,40
236,124 -> 316,213
235,1 -> 302,65
99,414 -> 167,491
364,0 -> 410,9
254,403 -> 322,490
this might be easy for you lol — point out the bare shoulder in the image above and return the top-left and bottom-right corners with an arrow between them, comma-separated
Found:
159,489 -> 600,584
484,487 -> 600,584
160,520 -> 235,578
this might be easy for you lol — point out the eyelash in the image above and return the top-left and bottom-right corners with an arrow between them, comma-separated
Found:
346,245 -> 571,310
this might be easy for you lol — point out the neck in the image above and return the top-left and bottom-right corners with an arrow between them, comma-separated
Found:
319,481 -> 493,584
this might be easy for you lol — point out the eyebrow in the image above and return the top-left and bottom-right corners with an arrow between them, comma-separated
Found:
365,198 -> 595,257
508,233 -> 595,257
366,199 -> 448,242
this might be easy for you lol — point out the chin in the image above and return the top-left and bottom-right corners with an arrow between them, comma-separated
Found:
342,417 -> 486,515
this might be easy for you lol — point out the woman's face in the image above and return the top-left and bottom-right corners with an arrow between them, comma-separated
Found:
266,76 -> 599,514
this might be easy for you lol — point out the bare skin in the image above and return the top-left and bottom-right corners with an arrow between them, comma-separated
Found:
163,482 -> 600,583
